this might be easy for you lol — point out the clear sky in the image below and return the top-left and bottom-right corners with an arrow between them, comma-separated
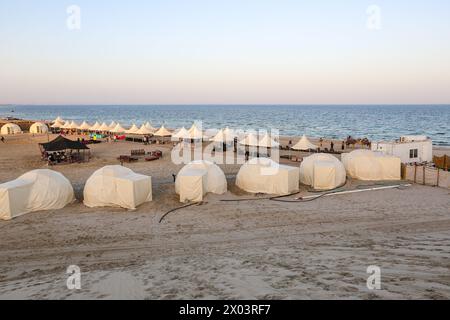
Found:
1,0 -> 450,104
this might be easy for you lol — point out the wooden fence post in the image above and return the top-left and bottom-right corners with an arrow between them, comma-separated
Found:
437,168 -> 440,187
423,166 -> 426,185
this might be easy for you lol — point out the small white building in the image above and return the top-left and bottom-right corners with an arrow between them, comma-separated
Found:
371,135 -> 433,164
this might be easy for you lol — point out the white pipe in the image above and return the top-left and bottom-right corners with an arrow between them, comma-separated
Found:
297,184 -> 412,200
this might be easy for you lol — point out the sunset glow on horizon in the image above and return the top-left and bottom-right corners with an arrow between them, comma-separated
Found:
1,0 -> 450,105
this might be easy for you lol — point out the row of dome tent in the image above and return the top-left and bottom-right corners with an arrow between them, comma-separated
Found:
1,122 -> 50,135
1,150 -> 401,221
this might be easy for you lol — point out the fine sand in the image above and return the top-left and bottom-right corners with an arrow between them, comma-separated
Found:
0,134 -> 449,299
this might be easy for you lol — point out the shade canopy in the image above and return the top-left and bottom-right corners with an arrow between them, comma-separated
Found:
292,135 -> 318,151
61,121 -> 72,129
258,133 -> 279,148
126,124 -> 140,134
189,124 -> 204,139
30,122 -> 49,134
154,125 -> 172,137
0,169 -> 75,220
111,123 -> 127,133
239,133 -> 259,146
50,121 -> 64,128
1,123 -> 22,135
78,121 -> 91,130
98,122 -> 111,131
136,124 -> 154,135
90,121 -> 101,131
211,128 -> 235,143
108,121 -> 117,130
40,135 -> 90,152
53,116 -> 64,123
173,127 -> 190,139
144,122 -> 156,132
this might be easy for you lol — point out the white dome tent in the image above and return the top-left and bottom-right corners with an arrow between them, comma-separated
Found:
236,158 -> 299,195
342,150 -> 401,181
0,169 -> 75,220
300,153 -> 346,190
29,122 -> 49,134
83,166 -> 152,210
175,160 -> 227,202
1,123 -> 22,135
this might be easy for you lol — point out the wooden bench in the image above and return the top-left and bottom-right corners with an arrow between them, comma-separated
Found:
131,149 -> 146,156
118,155 -> 139,163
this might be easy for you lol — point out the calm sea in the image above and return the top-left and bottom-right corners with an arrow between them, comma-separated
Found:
1,105 -> 449,146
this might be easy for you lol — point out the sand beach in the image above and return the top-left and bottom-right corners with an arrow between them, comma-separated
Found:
0,132 -> 449,299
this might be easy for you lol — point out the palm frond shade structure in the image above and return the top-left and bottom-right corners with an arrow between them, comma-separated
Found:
154,125 -> 172,137
292,135 -> 318,151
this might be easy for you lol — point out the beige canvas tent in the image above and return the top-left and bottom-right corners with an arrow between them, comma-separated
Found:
172,127 -> 190,140
292,135 -> 317,151
83,166 -> 152,210
236,158 -> 299,195
1,123 -> 22,135
108,121 -> 117,130
111,123 -> 127,133
50,121 -> 64,128
175,160 -> 227,202
78,121 -> 91,130
98,122 -> 110,132
300,153 -> 346,190
29,122 -> 49,134
342,150 -> 401,181
89,121 -> 101,131
0,169 -> 75,220
154,125 -> 172,137
125,124 -> 140,134
144,122 -> 156,132
136,124 -> 154,135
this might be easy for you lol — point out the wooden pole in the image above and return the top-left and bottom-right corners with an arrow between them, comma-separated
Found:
414,164 -> 417,183
437,168 -> 440,187
423,165 -> 426,185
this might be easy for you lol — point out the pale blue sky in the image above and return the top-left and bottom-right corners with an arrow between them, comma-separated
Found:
1,0 -> 450,104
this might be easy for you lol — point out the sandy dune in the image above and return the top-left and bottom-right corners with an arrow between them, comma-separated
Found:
0,134 -> 449,299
